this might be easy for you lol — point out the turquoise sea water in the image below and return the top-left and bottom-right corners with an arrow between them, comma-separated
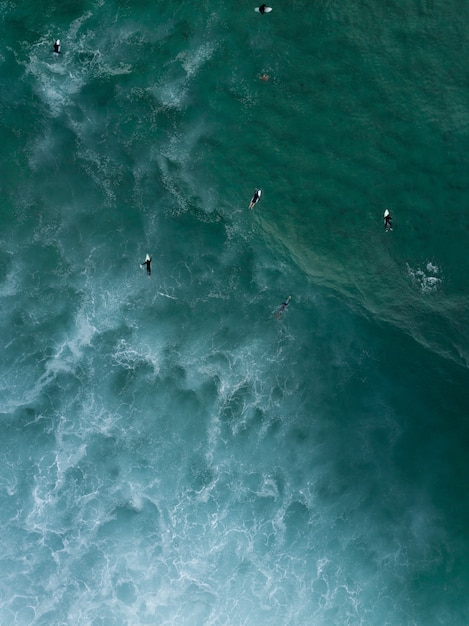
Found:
1,1 -> 469,624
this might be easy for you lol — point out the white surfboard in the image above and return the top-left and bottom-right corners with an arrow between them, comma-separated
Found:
384,209 -> 389,218
145,253 -> 151,262
255,6 -> 273,13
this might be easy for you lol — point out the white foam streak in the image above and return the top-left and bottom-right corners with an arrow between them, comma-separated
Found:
0,263 -> 18,298
406,261 -> 441,293
178,42 -> 216,78
1,310 -> 96,414
112,338 -> 160,378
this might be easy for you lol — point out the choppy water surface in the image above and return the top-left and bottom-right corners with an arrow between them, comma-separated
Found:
0,1 -> 469,624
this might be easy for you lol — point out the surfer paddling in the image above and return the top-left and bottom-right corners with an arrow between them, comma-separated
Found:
257,4 -> 272,14
249,189 -> 262,209
53,39 -> 61,54
141,254 -> 152,276
276,296 -> 291,319
384,209 -> 393,232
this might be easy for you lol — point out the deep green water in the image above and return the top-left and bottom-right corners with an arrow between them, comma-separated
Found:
0,1 -> 469,624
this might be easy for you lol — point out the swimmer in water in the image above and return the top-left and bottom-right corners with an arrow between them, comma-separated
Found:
276,296 -> 291,319
53,39 -> 61,54
259,74 -> 270,81
249,189 -> 262,209
141,255 -> 151,276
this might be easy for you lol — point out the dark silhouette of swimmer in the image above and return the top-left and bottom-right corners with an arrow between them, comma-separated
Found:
53,39 -> 61,54
141,255 -> 151,276
258,4 -> 268,13
276,295 -> 291,319
249,189 -> 262,209
384,210 -> 392,231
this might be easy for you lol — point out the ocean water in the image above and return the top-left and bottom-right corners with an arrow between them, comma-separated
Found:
1,0 -> 469,624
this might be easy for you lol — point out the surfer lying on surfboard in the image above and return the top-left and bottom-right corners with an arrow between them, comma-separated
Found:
249,189 -> 262,209
384,209 -> 393,232
256,4 -> 272,13
141,254 -> 151,275
53,39 -> 61,54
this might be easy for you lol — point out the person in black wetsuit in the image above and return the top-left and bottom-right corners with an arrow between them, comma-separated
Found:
384,211 -> 393,231
258,4 -> 268,13
141,256 -> 151,276
53,40 -> 61,54
249,189 -> 262,209
276,296 -> 291,319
